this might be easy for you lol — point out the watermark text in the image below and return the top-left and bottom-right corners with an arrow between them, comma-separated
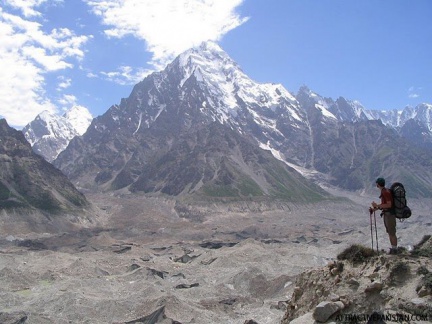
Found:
335,313 -> 429,323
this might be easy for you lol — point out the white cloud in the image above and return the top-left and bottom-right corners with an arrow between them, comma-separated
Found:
5,0 -> 47,18
58,94 -> 78,108
100,65 -> 152,85
408,86 -> 421,99
0,4 -> 90,128
57,76 -> 72,90
85,0 -> 249,70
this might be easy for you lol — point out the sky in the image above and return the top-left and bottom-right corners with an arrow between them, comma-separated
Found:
1,0 -> 431,129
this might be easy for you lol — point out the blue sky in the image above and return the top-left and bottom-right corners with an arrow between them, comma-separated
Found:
1,0 -> 431,129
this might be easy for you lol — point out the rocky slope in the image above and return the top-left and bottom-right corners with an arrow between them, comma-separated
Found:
282,236 -> 432,323
53,42 -> 432,199
53,43 -> 329,202
0,119 -> 93,234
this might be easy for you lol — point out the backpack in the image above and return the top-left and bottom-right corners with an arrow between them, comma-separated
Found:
390,182 -> 412,220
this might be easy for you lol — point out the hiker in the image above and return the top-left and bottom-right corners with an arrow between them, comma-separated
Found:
371,177 -> 398,254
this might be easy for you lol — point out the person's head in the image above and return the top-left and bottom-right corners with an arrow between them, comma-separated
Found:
376,177 -> 385,188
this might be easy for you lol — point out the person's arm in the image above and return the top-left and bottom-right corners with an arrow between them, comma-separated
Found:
373,191 -> 392,209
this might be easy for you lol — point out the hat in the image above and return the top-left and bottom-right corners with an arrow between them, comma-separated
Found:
375,177 -> 385,186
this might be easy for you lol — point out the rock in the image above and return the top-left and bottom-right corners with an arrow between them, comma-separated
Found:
123,306 -> 167,324
175,283 -> 199,289
347,278 -> 360,286
289,311 -> 315,324
219,298 -> 237,305
313,301 -> 341,322
244,320 -> 259,324
329,293 -> 340,302
368,272 -> 379,280
277,300 -> 288,310
174,254 -> 199,263
410,298 -> 428,306
292,286 -> 302,301
112,246 -> 131,254
340,297 -> 351,307
417,286 -> 429,297
365,281 -> 383,293
200,257 -> 217,265
148,268 -> 168,279
128,264 -> 140,272
334,301 -> 345,310
270,300 -> 288,310
199,241 -> 238,249
17,239 -> 48,251
140,255 -> 152,261
95,267 -> 110,276
0,311 -> 28,324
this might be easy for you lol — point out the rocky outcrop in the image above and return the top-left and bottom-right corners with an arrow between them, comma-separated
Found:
0,119 -> 94,234
281,236 -> 432,323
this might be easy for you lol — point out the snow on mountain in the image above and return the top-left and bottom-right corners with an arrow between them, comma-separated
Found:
363,103 -> 431,131
174,42 -> 302,126
51,40 -> 432,197
22,106 -> 93,162
23,111 -> 77,146
413,103 -> 432,131
63,105 -> 93,135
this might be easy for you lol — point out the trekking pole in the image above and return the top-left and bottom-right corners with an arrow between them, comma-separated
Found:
369,208 -> 374,250
373,210 -> 379,252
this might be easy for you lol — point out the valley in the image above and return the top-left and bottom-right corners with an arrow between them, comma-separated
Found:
1,192 -> 431,324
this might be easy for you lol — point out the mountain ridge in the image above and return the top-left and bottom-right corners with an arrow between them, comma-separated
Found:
22,106 -> 92,162
49,41 -> 432,198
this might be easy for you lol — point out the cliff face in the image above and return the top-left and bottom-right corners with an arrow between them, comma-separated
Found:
281,237 -> 432,323
0,118 -> 94,234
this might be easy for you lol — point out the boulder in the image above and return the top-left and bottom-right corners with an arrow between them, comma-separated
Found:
313,301 -> 341,322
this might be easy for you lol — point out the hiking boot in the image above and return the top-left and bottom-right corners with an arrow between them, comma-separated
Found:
388,248 -> 398,255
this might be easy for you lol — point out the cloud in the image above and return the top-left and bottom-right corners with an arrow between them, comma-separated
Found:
408,86 -> 421,99
58,94 -> 78,108
57,76 -> 72,90
85,0 -> 249,70
100,66 -> 152,85
6,0 -> 47,18
0,3 -> 90,128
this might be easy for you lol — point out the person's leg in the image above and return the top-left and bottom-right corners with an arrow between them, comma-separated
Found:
384,213 -> 397,252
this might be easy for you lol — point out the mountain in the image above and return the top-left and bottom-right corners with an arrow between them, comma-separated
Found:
63,105 -> 93,135
0,118 -> 88,214
54,42 -> 432,198
295,87 -> 432,196
22,105 -> 92,162
365,103 -> 432,149
53,42 -> 328,201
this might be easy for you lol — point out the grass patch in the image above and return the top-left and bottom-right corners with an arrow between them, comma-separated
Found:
202,184 -> 239,197
421,273 -> 432,291
411,235 -> 432,258
237,177 -> 264,197
337,244 -> 376,264
388,261 -> 411,286
0,181 -> 10,200
417,266 -> 430,276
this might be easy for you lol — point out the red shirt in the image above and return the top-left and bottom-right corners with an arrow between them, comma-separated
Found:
380,188 -> 393,211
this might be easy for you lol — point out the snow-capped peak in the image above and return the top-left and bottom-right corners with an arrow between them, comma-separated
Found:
22,105 -> 93,162
63,105 -> 93,135
173,41 -> 299,124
